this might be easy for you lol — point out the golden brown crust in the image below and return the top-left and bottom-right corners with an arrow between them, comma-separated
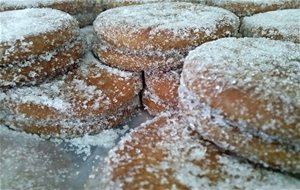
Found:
94,3 -> 239,51
179,83 -> 300,174
142,90 -> 169,115
196,116 -> 300,174
145,69 -> 180,106
240,9 -> 300,43
0,40 -> 83,88
98,114 -> 300,189
0,53 -> 143,137
93,43 -> 184,72
0,9 -> 80,65
206,0 -> 300,17
0,0 -> 104,27
4,97 -> 140,137
182,37 -> 300,145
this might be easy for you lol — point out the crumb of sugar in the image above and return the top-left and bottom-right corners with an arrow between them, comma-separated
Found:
52,125 -> 130,160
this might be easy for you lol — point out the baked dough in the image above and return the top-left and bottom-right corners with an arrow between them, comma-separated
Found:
0,53 -> 143,137
0,39 -> 83,88
94,2 -> 239,51
180,37 -> 300,173
241,9 -> 300,43
96,114 -> 300,189
182,37 -> 300,145
179,83 -> 300,174
93,42 -> 185,71
0,0 -> 103,27
0,8 -> 80,65
145,69 -> 181,106
205,0 -> 300,17
142,89 -> 169,115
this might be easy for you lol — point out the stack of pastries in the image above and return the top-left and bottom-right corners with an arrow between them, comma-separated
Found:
0,0 -> 299,189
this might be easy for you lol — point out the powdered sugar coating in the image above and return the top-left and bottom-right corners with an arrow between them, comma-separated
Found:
241,9 -> 300,43
98,114 -> 300,189
183,37 -> 300,144
0,0 -> 104,27
142,89 -> 170,115
103,0 -> 206,9
93,41 -> 186,71
205,0 -> 299,16
0,8 -> 80,64
0,0 -> 73,10
0,8 -> 75,45
0,52 -> 142,136
178,83 -> 300,173
0,126 -> 74,189
94,2 -> 239,51
0,39 -> 83,88
145,69 -> 181,106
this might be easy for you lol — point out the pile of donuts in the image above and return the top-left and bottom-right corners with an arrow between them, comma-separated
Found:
0,2 -> 143,137
1,0 -> 300,188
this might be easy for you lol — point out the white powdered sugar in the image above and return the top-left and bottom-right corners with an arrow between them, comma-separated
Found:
94,2 -> 239,50
83,52 -> 137,79
0,0 -> 73,10
103,0 -> 207,7
0,126 -> 74,190
183,37 -> 300,143
97,114 -> 300,189
80,26 -> 97,52
5,79 -> 71,112
206,0 -> 299,16
52,125 -> 130,160
178,83 -> 300,174
0,8 -> 75,44
241,9 -> 300,43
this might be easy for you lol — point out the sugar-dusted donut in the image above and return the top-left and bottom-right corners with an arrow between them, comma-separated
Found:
0,53 -> 143,137
93,114 -> 300,189
102,0 -> 206,9
94,2 -> 240,51
0,0 -> 104,27
179,83 -> 300,174
182,37 -> 300,145
142,89 -> 169,115
241,9 -> 300,43
93,42 -> 185,72
0,39 -> 83,88
0,8 -> 80,65
145,69 -> 181,106
205,0 -> 300,17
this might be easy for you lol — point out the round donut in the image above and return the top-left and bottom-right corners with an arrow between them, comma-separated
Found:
205,0 -> 300,17
0,0 -> 104,27
179,83 -> 300,174
0,53 -> 143,137
145,69 -> 181,106
90,114 -> 300,189
94,2 -> 240,51
0,39 -> 83,88
241,9 -> 300,43
93,42 -> 185,71
0,8 -> 80,65
182,37 -> 300,145
142,89 -> 169,115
